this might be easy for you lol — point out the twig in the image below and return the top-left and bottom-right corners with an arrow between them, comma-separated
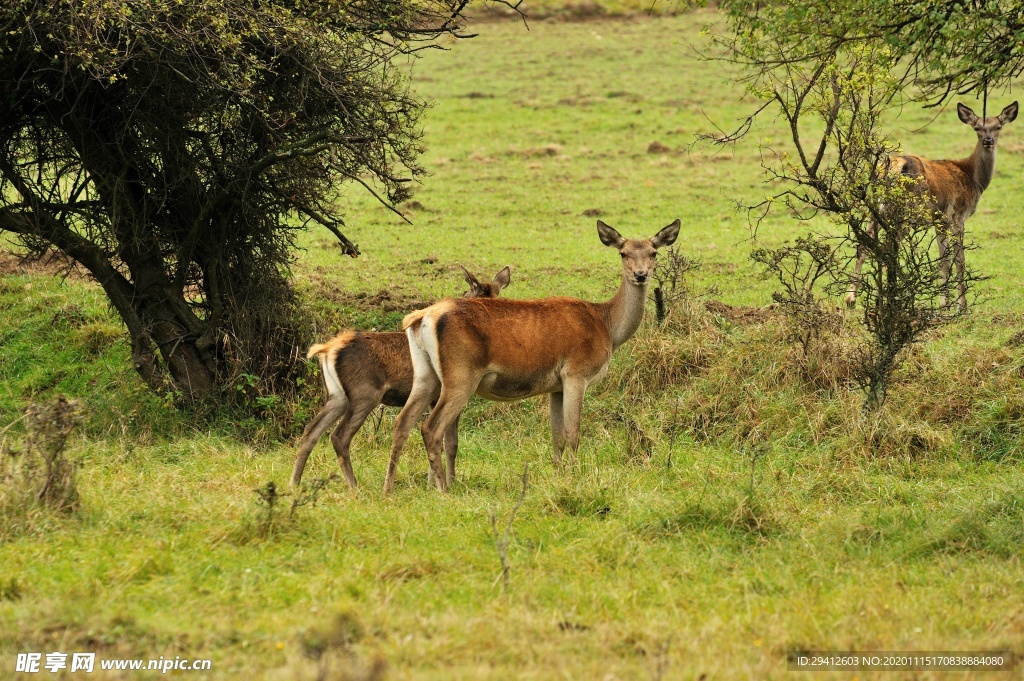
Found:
690,100 -> 773,149
290,474 -> 339,518
651,635 -> 673,680
0,413 -> 28,439
489,463 -> 529,591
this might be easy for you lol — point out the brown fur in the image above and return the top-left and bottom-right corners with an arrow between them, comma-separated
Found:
311,331 -> 415,406
892,153 -> 981,218
847,101 -> 1017,311
385,220 -> 680,493
290,266 -> 511,488
424,297 -> 615,401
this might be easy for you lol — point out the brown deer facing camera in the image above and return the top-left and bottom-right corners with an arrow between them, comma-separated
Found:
291,265 -> 511,488
385,219 -> 680,493
846,101 -> 1018,312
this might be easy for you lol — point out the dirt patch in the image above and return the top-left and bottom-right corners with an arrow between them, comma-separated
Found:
558,96 -> 605,107
309,282 -> 432,315
606,91 -> 643,103
509,144 -> 563,158
704,300 -> 775,325
476,0 -> 610,21
400,200 -> 428,212
472,1 -> 683,22
305,265 -> 444,316
0,249 -> 86,280
991,313 -> 1024,327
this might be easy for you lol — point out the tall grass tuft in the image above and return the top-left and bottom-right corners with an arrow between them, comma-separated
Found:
0,396 -> 81,539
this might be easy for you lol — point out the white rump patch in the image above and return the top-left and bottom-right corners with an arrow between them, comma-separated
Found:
418,314 -> 443,379
407,319 -> 438,385
321,348 -> 344,398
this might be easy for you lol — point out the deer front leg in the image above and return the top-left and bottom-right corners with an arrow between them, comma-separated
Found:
549,391 -> 565,466
560,378 -> 587,465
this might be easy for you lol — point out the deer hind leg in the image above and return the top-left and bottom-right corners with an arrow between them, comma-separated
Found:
845,242 -> 867,307
560,378 -> 588,466
384,377 -> 438,494
953,222 -> 968,312
440,412 -> 462,488
291,394 -> 348,487
936,228 -> 951,308
845,219 -> 876,307
329,392 -> 382,489
549,391 -> 566,466
420,379 -> 477,492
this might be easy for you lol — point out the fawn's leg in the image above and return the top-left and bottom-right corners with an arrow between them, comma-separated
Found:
329,393 -> 382,489
291,395 -> 347,487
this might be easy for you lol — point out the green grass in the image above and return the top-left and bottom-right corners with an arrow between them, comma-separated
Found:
3,11 -> 1024,680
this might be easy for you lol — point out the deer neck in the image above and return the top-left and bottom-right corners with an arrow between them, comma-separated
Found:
966,141 -> 996,191
603,273 -> 648,350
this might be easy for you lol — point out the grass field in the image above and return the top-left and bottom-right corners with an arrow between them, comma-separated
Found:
3,11 -> 1024,680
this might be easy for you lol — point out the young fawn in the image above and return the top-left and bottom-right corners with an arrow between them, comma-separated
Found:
291,265 -> 511,488
846,101 -> 1018,311
385,220 -> 679,493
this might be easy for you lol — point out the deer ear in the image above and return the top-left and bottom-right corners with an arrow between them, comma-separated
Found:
957,102 -> 977,125
596,220 -> 625,248
460,265 -> 481,291
491,266 -> 511,293
1000,101 -> 1018,124
651,219 -> 680,249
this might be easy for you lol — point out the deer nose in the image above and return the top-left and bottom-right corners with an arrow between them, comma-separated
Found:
634,271 -> 648,283
984,137 -> 995,147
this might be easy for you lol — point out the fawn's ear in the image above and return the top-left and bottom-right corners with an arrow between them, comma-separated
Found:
651,219 -> 680,249
999,101 -> 1018,124
491,266 -> 511,293
597,220 -> 625,248
957,102 -> 978,125
460,265 -> 482,293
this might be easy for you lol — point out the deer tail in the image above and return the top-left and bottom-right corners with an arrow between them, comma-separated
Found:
403,309 -> 428,333
306,342 -> 329,359
306,331 -> 359,398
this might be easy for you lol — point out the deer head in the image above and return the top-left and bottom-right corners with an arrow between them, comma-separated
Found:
958,101 -> 1018,150
460,265 -> 511,298
596,219 -> 680,286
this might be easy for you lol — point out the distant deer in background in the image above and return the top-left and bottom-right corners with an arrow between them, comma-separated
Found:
846,101 -> 1018,312
385,220 -> 680,493
291,266 -> 511,488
